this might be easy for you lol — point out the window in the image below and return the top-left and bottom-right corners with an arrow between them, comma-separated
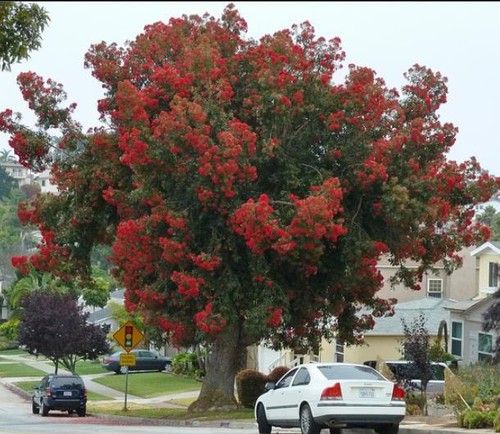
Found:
488,262 -> 499,288
276,367 -> 298,389
427,279 -> 443,298
451,321 -> 463,357
292,367 -> 311,386
335,341 -> 344,362
478,333 -> 493,363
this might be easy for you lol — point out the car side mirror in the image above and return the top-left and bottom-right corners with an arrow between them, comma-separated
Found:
264,381 -> 276,391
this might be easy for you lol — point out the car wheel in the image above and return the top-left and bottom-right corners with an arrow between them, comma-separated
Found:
158,363 -> 166,372
300,403 -> 321,434
375,424 -> 399,434
31,399 -> 39,414
40,401 -> 49,417
77,406 -> 86,417
256,404 -> 272,434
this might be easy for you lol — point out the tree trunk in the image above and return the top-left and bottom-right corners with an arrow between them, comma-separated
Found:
188,324 -> 245,412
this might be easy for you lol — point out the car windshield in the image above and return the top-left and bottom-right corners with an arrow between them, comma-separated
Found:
51,377 -> 84,388
318,365 -> 385,381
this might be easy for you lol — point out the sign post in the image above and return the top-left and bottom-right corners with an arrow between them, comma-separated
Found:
112,321 -> 144,410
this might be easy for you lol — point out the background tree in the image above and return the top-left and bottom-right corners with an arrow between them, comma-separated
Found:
482,288 -> 500,363
0,5 -> 499,410
400,313 -> 432,415
0,165 -> 16,199
476,205 -> 500,241
18,292 -> 110,373
0,1 -> 49,71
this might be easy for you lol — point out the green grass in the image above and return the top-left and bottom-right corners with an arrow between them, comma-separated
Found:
87,402 -> 254,421
0,363 -> 48,377
0,348 -> 30,356
14,380 -> 113,401
74,359 -> 108,375
93,372 -> 202,398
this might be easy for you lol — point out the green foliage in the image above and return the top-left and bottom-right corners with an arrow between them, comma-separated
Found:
460,407 -> 497,429
0,165 -> 16,199
0,1 -> 50,71
0,318 -> 19,341
235,368 -> 267,408
171,352 -> 201,378
429,338 -> 455,362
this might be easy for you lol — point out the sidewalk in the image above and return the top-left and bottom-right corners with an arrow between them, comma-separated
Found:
0,353 -> 496,433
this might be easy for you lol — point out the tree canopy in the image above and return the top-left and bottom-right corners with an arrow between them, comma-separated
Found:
18,292 -> 110,373
0,1 -> 49,71
0,4 -> 498,409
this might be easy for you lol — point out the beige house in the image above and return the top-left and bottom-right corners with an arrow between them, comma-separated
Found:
259,242 -> 498,372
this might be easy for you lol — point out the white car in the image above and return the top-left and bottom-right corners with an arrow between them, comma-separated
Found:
254,362 -> 406,434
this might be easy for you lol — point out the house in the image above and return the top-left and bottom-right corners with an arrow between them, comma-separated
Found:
262,241 -> 498,372
445,296 -> 497,364
86,288 -> 125,332
340,298 -> 457,364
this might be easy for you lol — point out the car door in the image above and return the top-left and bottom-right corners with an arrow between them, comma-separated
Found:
264,367 -> 298,424
284,366 -> 311,422
140,351 -> 156,370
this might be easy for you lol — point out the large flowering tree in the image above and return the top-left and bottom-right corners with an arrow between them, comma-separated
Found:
1,5 -> 498,410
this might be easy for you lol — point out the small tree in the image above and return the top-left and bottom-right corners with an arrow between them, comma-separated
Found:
400,313 -> 433,415
18,292 -> 110,373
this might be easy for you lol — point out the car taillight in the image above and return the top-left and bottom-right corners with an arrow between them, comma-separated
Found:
83,388 -> 87,397
320,382 -> 343,400
391,384 -> 405,401
103,358 -> 112,363
44,387 -> 52,397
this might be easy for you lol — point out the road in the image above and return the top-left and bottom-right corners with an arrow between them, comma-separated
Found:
0,381 -> 319,434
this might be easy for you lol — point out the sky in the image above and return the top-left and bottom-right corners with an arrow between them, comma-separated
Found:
1,1 -> 499,175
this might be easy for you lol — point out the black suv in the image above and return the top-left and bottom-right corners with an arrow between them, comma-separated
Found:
32,374 -> 87,417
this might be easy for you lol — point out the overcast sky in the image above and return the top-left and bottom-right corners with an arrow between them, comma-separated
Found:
1,1 -> 499,176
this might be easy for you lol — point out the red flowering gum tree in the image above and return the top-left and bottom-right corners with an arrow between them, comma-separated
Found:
1,5 -> 498,410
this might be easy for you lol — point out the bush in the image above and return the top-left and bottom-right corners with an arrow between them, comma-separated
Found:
235,369 -> 267,409
267,366 -> 289,383
171,352 -> 200,377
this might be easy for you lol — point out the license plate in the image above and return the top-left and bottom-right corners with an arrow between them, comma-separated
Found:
63,391 -> 72,396
358,388 -> 375,398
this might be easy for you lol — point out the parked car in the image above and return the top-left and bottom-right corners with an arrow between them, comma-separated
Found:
32,374 -> 87,417
254,362 -> 406,434
101,349 -> 171,374
363,360 -> 448,395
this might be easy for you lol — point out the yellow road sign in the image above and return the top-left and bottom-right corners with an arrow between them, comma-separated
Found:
113,321 -> 144,352
120,353 -> 136,366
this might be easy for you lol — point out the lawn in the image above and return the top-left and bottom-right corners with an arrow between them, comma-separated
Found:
87,401 -> 254,421
93,372 -> 202,398
0,363 -> 47,377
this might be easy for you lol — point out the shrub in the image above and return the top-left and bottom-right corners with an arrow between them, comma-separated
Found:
171,352 -> 200,377
267,366 -> 289,383
235,369 -> 267,408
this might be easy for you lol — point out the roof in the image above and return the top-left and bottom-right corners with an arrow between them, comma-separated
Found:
444,294 -> 496,314
363,298 -> 457,336
470,241 -> 500,256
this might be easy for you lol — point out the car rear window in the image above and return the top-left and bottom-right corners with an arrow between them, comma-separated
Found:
318,365 -> 385,381
51,377 -> 84,388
